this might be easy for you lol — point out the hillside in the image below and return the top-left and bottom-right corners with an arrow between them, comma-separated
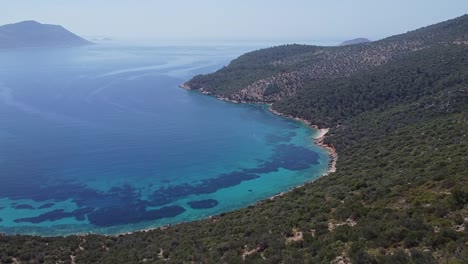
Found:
184,15 -> 468,103
0,16 -> 467,264
0,21 -> 92,49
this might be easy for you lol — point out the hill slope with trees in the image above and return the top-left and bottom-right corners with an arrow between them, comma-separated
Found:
185,15 -> 468,104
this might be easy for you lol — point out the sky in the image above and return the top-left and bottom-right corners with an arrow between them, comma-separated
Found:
1,0 -> 467,44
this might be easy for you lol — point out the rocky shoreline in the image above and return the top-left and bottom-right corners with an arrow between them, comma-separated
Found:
267,107 -> 337,173
181,83 -> 337,173
177,84 -> 339,198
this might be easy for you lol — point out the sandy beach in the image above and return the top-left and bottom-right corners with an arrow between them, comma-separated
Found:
268,106 -> 337,173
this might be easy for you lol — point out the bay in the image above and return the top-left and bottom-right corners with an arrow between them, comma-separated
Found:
0,45 -> 329,235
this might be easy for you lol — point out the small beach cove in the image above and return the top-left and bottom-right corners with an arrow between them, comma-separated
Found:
117,99 -> 339,236
0,45 -> 331,236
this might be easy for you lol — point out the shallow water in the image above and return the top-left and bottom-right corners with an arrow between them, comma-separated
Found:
0,45 -> 329,235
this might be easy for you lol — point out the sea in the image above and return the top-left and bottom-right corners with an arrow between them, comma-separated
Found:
0,44 -> 330,236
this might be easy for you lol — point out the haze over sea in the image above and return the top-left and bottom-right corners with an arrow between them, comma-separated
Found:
0,44 -> 329,236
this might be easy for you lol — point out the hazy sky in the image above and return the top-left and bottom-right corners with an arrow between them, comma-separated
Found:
1,0 -> 467,43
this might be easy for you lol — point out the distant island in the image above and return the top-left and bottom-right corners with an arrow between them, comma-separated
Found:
0,20 -> 92,49
339,37 -> 371,46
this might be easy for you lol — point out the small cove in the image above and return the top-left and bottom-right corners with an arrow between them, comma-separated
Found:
0,45 -> 330,236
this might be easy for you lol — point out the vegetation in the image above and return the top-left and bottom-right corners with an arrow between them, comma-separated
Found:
274,44 -> 468,127
185,15 -> 468,103
1,15 -> 467,264
187,44 -> 321,96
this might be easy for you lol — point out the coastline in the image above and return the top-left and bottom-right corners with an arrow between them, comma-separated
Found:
3,85 -> 338,238
256,106 -> 338,202
268,106 -> 337,174
122,85 -> 339,236
181,83 -> 338,173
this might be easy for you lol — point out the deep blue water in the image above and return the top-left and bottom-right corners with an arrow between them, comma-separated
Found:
0,45 -> 329,235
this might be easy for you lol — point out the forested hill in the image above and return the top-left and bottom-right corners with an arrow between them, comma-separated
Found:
1,16 -> 467,264
184,15 -> 468,103
274,44 -> 468,127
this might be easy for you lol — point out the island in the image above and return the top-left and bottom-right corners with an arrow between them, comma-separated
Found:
339,37 -> 371,46
0,20 -> 92,49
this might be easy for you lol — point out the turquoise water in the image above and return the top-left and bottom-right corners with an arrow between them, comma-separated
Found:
0,45 -> 329,236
